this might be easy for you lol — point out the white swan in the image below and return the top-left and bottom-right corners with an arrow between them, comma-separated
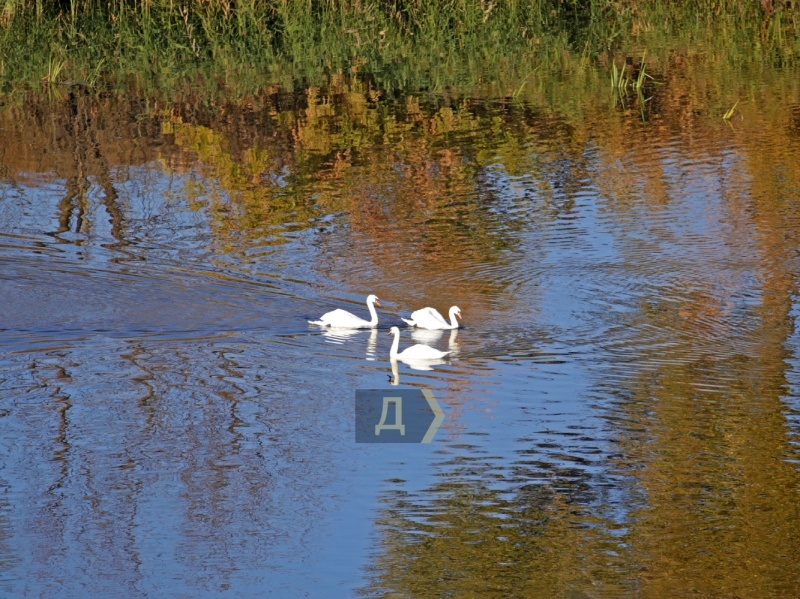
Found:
309,294 -> 380,328
389,326 -> 450,360
401,306 -> 461,330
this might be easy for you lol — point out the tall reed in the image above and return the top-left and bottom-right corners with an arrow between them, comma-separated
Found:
0,0 -> 796,96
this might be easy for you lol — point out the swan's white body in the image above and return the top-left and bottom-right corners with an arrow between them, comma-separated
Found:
401,306 -> 461,330
309,294 -> 380,328
389,326 -> 450,360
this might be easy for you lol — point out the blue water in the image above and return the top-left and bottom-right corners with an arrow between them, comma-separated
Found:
1,86 -> 800,598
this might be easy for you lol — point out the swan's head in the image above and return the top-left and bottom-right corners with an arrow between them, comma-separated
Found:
388,326 -> 400,336
451,306 -> 462,319
367,294 -> 381,307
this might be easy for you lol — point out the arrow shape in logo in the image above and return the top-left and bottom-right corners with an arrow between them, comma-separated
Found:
421,388 -> 444,443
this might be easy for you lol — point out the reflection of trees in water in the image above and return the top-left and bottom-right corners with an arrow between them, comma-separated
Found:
362,454 -> 632,598
2,68 -> 800,596
591,98 -> 800,594
0,79 -> 583,317
358,69 -> 800,597
601,354 -> 800,598
364,343 -> 800,598
0,335 -> 360,595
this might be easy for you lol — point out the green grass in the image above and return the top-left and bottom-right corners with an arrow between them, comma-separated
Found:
609,49 -> 663,118
42,55 -> 65,84
0,0 -> 797,99
723,100 -> 739,120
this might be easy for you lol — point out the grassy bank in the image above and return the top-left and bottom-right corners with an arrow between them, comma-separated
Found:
0,0 -> 798,97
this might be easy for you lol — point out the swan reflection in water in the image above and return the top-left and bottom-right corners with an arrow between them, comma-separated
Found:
322,327 -> 379,360
389,359 -> 400,385
410,328 -> 460,357
390,354 -> 449,377
390,355 -> 448,373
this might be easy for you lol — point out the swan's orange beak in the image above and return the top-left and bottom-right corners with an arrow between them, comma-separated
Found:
375,300 -> 381,307
457,312 -> 462,319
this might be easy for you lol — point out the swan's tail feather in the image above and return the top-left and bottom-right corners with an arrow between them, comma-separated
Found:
308,320 -> 328,326
400,318 -> 416,326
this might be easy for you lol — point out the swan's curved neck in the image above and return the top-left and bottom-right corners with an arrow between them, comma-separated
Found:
367,300 -> 379,327
449,309 -> 460,329
389,330 -> 400,358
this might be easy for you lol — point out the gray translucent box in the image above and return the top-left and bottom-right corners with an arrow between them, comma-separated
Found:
355,388 -> 444,443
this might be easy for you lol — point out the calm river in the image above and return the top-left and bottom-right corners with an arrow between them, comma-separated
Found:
1,58 -> 800,597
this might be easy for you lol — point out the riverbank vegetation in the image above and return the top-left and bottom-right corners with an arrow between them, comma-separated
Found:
0,0 -> 798,97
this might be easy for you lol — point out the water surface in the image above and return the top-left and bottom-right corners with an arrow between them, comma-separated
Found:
1,64 -> 800,597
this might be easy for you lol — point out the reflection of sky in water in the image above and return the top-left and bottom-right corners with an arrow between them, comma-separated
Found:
785,300 -> 800,458
1,90 -> 800,597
